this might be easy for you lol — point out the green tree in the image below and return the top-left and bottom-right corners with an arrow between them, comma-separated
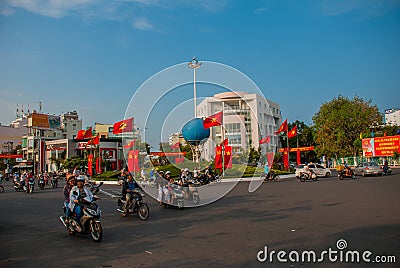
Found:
313,95 -> 382,158
61,156 -> 87,171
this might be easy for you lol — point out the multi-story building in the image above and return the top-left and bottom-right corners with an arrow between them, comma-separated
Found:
168,132 -> 187,146
61,111 -> 82,139
384,109 -> 400,126
197,91 -> 282,161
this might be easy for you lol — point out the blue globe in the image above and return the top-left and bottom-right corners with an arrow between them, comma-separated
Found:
181,118 -> 210,145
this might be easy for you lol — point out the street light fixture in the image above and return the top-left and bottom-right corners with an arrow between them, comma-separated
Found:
188,57 -> 202,118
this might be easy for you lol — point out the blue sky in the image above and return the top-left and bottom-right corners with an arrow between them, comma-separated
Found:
1,0 -> 399,146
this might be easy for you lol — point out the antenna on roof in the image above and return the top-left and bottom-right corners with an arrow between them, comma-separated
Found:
39,101 -> 42,113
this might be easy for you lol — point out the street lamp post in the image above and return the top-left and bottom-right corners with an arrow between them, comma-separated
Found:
188,57 -> 202,118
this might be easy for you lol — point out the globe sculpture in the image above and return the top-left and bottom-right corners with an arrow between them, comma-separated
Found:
181,118 -> 210,145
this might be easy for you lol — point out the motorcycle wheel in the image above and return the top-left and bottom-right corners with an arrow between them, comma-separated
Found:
274,175 -> 280,182
90,221 -> 103,242
138,203 -> 149,221
193,193 -> 200,205
177,200 -> 184,210
0,185 -> 4,193
300,177 -> 305,182
30,187 -> 34,194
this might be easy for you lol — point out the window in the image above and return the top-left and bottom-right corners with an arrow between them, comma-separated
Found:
73,124 -> 76,130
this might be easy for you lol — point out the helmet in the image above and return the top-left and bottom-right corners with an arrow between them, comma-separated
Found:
158,171 -> 164,175
77,176 -> 86,182
165,171 -> 171,175
184,168 -> 189,172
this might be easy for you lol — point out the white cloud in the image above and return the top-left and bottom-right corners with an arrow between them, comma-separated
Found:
319,0 -> 400,17
1,0 -> 94,18
132,17 -> 156,31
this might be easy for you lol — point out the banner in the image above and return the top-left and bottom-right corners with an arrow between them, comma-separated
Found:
224,146 -> 232,169
31,113 -> 60,129
128,150 -> 139,173
215,145 -> 222,170
362,135 -> 400,157
88,154 -> 93,176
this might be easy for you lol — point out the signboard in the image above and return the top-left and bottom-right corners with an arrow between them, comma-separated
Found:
77,142 -> 97,150
31,112 -> 61,129
279,146 -> 315,153
0,154 -> 23,159
46,144 -> 67,151
362,135 -> 400,157
150,152 -> 186,156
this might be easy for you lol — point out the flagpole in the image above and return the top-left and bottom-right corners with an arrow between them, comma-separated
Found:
286,125 -> 290,171
221,103 -> 225,177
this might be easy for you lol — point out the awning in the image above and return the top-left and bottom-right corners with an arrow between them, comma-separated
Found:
13,163 -> 33,169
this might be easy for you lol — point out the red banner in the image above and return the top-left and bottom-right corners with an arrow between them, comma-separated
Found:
215,146 -> 222,170
88,154 -> 93,176
128,150 -> 139,173
0,154 -> 23,159
224,146 -> 232,169
150,152 -> 186,156
363,135 -> 400,156
96,157 -> 102,174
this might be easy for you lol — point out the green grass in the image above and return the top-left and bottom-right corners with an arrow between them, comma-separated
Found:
90,164 -> 294,181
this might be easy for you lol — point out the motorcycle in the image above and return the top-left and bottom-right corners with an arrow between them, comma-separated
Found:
181,181 -> 200,205
117,189 -> 149,220
59,183 -> 103,242
383,165 -> 392,175
161,184 -> 185,210
338,167 -> 356,180
298,170 -> 318,182
38,176 -> 45,190
27,177 -> 35,194
261,170 -> 280,182
196,174 -> 221,185
51,176 -> 58,188
14,178 -> 25,192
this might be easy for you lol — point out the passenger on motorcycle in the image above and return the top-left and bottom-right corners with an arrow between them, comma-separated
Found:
63,175 -> 76,223
69,176 -> 93,220
163,171 -> 173,204
155,170 -> 166,205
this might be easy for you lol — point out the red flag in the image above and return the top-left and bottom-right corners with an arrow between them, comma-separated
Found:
203,111 -> 223,129
113,118 -> 133,134
88,135 -> 100,145
128,150 -> 139,172
96,157 -> 102,174
123,140 -> 136,149
259,136 -> 271,144
288,125 -> 297,138
214,145 -> 223,170
171,142 -> 180,149
221,138 -> 228,147
76,127 -> 92,140
274,119 -> 288,135
224,146 -> 233,169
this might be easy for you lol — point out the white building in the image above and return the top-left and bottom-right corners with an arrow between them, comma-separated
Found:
197,91 -> 282,161
384,109 -> 400,126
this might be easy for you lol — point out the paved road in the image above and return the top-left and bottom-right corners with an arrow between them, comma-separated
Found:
0,171 -> 399,268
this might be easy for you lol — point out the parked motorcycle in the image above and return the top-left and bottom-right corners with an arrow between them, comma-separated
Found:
196,174 -> 221,185
383,165 -> 392,175
261,170 -> 280,182
27,177 -> 35,194
117,189 -> 149,220
38,176 -> 45,190
59,184 -> 103,242
298,170 -> 318,182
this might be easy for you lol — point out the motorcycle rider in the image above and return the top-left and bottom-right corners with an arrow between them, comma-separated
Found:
63,175 -> 76,224
123,173 -> 139,215
69,176 -> 93,221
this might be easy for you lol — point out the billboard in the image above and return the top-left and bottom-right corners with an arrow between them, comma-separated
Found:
362,135 -> 400,157
31,113 -> 61,129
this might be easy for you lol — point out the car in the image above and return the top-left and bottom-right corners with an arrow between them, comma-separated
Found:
295,163 -> 331,178
354,162 -> 383,176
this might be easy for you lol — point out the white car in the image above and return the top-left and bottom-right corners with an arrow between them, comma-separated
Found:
295,163 -> 331,178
